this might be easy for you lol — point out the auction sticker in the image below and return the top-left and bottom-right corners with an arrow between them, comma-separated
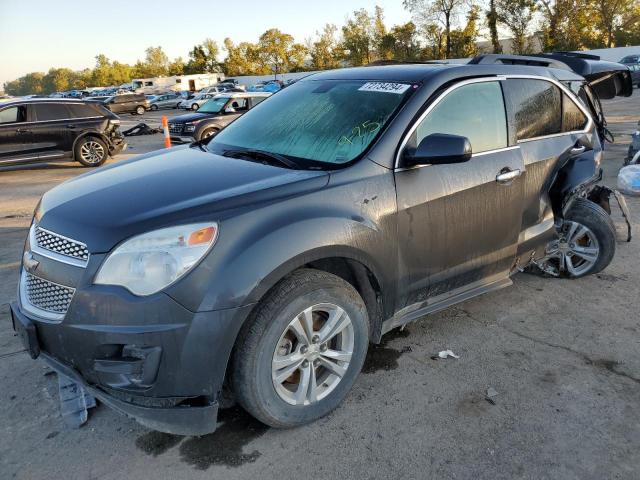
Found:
358,82 -> 411,94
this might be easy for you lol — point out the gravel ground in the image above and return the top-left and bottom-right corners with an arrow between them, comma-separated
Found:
0,93 -> 638,480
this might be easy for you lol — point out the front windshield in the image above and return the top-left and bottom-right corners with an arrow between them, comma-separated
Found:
208,80 -> 413,165
199,97 -> 230,114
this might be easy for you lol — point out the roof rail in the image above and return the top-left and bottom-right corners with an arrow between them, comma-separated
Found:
550,51 -> 601,60
468,54 -> 571,71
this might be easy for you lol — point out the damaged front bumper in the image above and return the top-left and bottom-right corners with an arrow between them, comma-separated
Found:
10,293 -> 253,435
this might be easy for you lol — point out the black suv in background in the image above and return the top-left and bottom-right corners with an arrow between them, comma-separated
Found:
102,93 -> 149,115
0,99 -> 126,167
168,92 -> 271,143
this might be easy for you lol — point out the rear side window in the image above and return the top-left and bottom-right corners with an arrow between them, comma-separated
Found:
415,81 -> 507,153
562,94 -> 588,132
34,103 -> 70,121
66,103 -> 101,118
0,106 -> 27,124
504,79 -> 562,141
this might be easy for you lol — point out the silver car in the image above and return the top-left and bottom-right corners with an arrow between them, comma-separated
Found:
149,93 -> 181,111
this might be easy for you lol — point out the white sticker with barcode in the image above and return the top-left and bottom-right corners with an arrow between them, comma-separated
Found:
358,82 -> 411,94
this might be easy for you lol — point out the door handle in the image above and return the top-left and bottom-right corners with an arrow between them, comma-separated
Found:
570,145 -> 586,155
496,168 -> 521,184
16,128 -> 31,134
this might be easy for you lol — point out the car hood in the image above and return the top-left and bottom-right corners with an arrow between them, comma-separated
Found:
169,112 -> 216,123
36,147 -> 329,253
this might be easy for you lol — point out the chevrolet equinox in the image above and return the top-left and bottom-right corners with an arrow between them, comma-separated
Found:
11,56 -> 633,435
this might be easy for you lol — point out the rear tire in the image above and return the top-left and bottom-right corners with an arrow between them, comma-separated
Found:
74,136 -> 108,167
135,105 -> 145,115
191,103 -> 199,111
232,269 -> 369,428
150,104 -> 158,111
545,198 -> 616,278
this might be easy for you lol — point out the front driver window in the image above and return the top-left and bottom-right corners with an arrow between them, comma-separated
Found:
415,81 -> 507,153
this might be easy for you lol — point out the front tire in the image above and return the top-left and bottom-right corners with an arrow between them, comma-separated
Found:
199,127 -> 219,141
544,198 -> 616,278
135,105 -> 145,115
191,103 -> 199,111
232,269 -> 369,428
150,104 -> 158,111
75,136 -> 108,167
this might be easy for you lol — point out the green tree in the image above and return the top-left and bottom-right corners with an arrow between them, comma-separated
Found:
309,24 -> 342,70
496,0 -> 537,53
449,5 -> 480,57
185,39 -> 221,73
43,68 -> 73,93
591,0 -> 639,47
341,8 -> 375,65
404,0 -> 469,58
168,57 -> 185,75
257,28 -> 307,75
223,38 -> 265,75
539,0 -> 593,51
142,46 -> 169,77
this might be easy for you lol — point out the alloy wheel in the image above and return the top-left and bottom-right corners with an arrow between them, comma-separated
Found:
545,220 -> 600,276
272,303 -> 354,406
80,141 -> 105,164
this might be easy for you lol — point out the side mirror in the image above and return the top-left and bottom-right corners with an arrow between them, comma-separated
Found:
404,133 -> 472,167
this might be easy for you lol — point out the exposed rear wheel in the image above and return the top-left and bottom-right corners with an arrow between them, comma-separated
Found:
75,136 -> 108,167
542,198 -> 616,278
232,269 -> 369,428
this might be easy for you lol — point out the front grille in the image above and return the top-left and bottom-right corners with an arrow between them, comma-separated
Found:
169,123 -> 183,134
24,273 -> 75,315
35,226 -> 89,262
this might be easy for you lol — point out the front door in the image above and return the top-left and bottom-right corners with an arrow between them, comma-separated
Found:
0,104 -> 38,165
394,79 -> 525,309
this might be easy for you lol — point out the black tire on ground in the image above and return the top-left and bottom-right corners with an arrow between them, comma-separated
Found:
199,127 -> 219,141
191,103 -> 199,111
74,136 -> 108,167
135,105 -> 145,115
150,104 -> 158,111
231,268 -> 369,428
563,198 -> 616,278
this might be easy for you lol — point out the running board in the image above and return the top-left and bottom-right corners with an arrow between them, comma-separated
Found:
381,276 -> 513,335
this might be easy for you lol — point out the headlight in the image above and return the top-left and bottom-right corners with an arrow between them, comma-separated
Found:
184,123 -> 196,132
95,223 -> 218,296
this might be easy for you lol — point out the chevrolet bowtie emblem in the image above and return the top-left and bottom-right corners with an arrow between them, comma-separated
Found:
23,251 -> 39,274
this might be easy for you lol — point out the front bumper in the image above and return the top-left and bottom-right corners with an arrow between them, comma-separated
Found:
10,291 -> 254,435
170,134 -> 195,144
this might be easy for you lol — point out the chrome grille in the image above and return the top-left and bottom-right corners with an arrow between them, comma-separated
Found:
23,273 -> 75,315
35,226 -> 89,262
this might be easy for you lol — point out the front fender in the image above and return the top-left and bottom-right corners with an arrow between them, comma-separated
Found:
165,160 -> 398,315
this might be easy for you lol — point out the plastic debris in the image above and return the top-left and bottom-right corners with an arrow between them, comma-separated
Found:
617,165 -> 640,196
485,387 -> 499,405
437,350 -> 460,359
58,374 -> 96,429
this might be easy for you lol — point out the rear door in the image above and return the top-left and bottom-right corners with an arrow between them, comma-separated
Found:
0,104 -> 36,165
502,78 -> 594,258
394,79 -> 525,307
30,103 -> 74,159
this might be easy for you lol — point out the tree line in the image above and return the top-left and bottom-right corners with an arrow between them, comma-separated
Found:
4,0 -> 639,96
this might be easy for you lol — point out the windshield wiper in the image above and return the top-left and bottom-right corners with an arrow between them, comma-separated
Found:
222,149 -> 300,169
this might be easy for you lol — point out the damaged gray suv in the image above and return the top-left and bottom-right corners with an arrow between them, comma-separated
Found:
11,53 -> 633,435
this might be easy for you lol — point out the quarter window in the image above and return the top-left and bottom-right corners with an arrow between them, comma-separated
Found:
562,93 -> 588,132
504,79 -> 562,140
415,81 -> 507,153
34,104 -> 70,121
0,106 -> 26,124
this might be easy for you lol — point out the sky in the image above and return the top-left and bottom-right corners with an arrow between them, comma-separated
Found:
0,0 -> 412,86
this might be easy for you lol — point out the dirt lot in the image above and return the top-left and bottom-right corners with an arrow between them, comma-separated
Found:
1,96 -> 639,480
